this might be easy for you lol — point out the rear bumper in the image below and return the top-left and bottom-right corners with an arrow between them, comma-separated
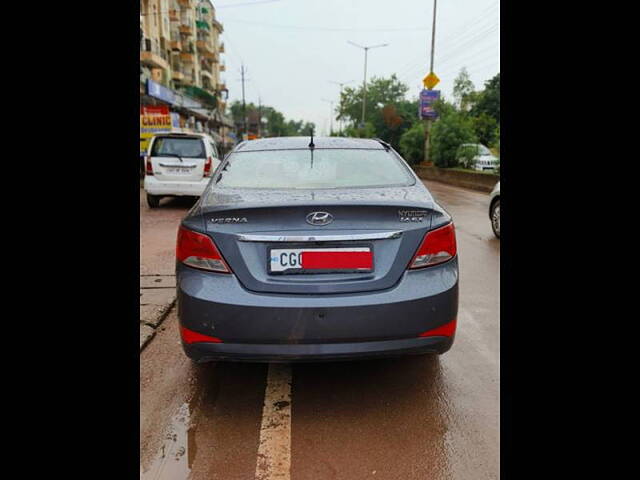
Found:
144,176 -> 210,196
177,258 -> 458,363
184,336 -> 453,363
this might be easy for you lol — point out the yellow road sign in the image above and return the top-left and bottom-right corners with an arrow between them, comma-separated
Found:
423,72 -> 440,90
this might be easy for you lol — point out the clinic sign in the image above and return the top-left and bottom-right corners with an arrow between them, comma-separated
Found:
140,105 -> 172,155
419,89 -> 440,119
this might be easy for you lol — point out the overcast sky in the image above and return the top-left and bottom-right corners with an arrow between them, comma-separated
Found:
216,0 -> 499,134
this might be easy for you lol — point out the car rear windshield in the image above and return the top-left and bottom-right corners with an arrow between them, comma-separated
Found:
151,137 -> 205,158
215,149 -> 415,189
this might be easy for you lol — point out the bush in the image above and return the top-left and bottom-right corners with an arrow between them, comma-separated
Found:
430,110 -> 477,168
399,121 -> 425,165
493,125 -> 500,175
472,113 -> 498,146
457,144 -> 477,169
343,122 -> 376,138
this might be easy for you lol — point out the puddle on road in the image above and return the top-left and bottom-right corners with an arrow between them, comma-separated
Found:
140,402 -> 198,480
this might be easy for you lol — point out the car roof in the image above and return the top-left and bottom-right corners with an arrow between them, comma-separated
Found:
154,132 -> 211,139
234,136 -> 387,152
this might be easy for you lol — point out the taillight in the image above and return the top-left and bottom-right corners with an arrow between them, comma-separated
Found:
418,318 -> 457,337
204,156 -> 212,177
408,222 -> 457,269
145,156 -> 154,176
180,325 -> 223,344
176,226 -> 231,273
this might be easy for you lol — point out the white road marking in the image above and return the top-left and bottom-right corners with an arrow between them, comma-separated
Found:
255,363 -> 292,480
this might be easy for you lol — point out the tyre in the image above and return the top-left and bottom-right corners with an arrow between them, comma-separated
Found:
491,199 -> 500,238
147,193 -> 161,209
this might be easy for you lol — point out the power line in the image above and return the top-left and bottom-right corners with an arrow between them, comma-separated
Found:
140,0 -> 282,13
394,8 -> 499,81
217,0 -> 282,8
398,25 -> 499,83
222,18 -> 431,32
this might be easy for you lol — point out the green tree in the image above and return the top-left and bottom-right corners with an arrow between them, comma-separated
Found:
343,122 -> 376,138
228,100 -> 315,137
338,74 -> 409,127
472,113 -> 498,146
399,122 -> 425,165
337,75 -> 417,151
453,67 -> 475,112
470,73 -> 500,122
429,99 -> 477,168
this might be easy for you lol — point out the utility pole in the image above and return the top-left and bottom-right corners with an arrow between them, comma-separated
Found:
321,98 -> 334,135
424,0 -> 438,163
329,80 -> 353,134
258,96 -> 262,138
240,64 -> 248,140
347,41 -> 389,127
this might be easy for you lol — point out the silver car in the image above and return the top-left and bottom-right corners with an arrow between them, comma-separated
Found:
176,137 -> 459,362
489,181 -> 500,238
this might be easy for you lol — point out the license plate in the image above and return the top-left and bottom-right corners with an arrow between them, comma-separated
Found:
269,247 -> 373,274
166,167 -> 190,175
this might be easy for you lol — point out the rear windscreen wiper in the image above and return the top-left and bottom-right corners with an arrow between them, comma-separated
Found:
158,153 -> 183,162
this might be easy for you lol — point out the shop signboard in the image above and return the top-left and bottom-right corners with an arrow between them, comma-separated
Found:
146,79 -> 174,104
140,105 -> 172,155
419,89 -> 440,119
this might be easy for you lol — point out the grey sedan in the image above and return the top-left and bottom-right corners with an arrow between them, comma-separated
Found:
176,137 -> 459,362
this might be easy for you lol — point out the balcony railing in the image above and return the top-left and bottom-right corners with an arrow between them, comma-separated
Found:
180,52 -> 195,63
178,24 -> 193,35
196,40 -> 214,55
140,38 -> 170,70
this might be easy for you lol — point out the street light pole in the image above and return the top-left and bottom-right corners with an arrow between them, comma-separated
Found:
348,41 -> 389,127
240,64 -> 248,139
424,0 -> 437,163
321,98 -> 334,134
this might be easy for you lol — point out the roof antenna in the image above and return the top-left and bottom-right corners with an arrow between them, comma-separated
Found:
308,127 -> 315,149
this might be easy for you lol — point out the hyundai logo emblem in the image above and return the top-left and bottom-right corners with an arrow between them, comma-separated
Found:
306,211 -> 334,226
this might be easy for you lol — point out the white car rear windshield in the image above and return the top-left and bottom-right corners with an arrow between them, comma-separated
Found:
215,149 -> 415,189
151,137 -> 205,158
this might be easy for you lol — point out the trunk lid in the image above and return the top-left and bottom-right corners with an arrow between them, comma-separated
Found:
149,135 -> 206,182
192,186 -> 449,294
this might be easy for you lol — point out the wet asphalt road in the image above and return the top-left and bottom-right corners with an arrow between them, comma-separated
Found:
139,181 -> 500,480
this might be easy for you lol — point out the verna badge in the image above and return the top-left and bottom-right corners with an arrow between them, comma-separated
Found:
306,211 -> 334,226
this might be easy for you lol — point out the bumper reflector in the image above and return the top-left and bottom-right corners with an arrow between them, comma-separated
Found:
180,326 -> 223,344
418,318 -> 457,338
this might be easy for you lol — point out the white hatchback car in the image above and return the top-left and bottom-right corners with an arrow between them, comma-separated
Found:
144,133 -> 221,208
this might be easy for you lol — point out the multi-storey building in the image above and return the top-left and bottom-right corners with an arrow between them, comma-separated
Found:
140,0 -> 233,155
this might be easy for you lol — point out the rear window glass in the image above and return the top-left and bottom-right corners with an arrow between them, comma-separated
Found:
151,137 -> 205,158
215,149 -> 415,189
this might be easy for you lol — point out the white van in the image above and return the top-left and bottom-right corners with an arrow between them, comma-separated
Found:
457,143 -> 499,172
143,133 -> 221,208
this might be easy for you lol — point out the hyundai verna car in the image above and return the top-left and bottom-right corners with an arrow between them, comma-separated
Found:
176,137 -> 459,362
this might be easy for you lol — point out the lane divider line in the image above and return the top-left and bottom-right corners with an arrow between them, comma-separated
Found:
255,363 -> 292,480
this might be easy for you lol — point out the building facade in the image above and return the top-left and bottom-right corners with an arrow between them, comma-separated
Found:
140,0 -> 234,157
